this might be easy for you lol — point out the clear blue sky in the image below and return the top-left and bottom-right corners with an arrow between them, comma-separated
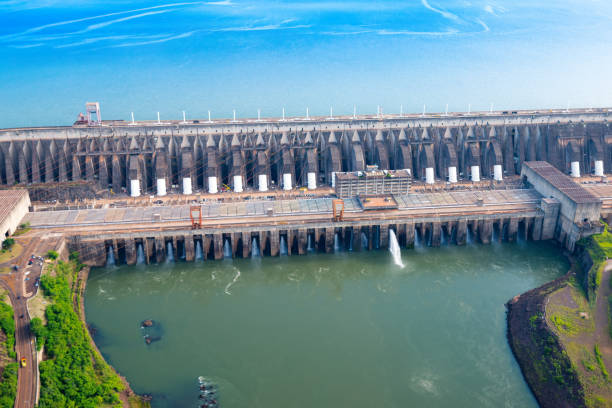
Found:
1,0 -> 611,127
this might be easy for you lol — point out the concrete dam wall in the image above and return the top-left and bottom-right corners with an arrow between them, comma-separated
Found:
0,110 -> 610,195
71,215 -> 545,267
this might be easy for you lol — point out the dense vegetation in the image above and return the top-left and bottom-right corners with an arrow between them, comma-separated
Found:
576,222 -> 612,304
36,258 -> 124,407
0,363 -> 17,408
0,298 -> 17,408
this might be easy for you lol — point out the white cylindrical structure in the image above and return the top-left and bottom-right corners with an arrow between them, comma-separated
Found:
283,173 -> 292,190
571,161 -> 580,178
595,160 -> 604,176
307,172 -> 317,190
258,174 -> 268,192
425,167 -> 435,184
208,177 -> 218,194
493,164 -> 503,181
156,178 -> 167,196
130,179 -> 141,197
233,175 -> 243,192
471,166 -> 480,182
448,166 -> 457,183
331,172 -> 336,187
182,177 -> 192,195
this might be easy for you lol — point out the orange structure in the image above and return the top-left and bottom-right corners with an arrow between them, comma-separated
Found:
332,199 -> 344,222
190,206 -> 202,229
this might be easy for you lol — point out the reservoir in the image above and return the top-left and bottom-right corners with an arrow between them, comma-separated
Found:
85,241 -> 567,408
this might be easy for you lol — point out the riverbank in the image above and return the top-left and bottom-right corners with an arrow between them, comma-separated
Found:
508,231 -> 612,408
33,254 -> 150,408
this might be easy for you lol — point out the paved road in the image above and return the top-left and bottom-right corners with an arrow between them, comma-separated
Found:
0,237 -> 45,408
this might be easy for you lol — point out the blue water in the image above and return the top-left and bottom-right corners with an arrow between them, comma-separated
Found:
1,1 -> 612,128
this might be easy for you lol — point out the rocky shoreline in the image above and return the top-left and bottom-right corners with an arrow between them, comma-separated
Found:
506,262 -> 586,408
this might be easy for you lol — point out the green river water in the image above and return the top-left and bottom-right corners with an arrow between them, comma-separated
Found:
85,241 -> 567,408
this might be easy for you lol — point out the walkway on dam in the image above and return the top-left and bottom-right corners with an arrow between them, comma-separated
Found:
24,188 -> 541,230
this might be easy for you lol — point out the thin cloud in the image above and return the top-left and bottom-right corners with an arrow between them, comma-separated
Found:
377,28 -> 459,36
114,31 -> 196,47
84,10 -> 174,32
217,23 -> 310,32
475,19 -> 490,32
421,0 -> 460,22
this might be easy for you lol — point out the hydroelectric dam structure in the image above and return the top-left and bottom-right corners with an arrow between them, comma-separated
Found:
3,106 -> 612,266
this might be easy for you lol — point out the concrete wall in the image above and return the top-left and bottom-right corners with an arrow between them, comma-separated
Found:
71,213 -> 543,267
0,111 -> 609,194
0,192 -> 30,243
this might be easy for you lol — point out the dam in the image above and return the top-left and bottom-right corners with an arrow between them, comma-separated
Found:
2,106 -> 609,265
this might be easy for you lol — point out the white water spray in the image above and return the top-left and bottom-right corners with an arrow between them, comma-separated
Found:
106,246 -> 116,266
195,241 -> 203,261
361,232 -> 368,249
166,241 -> 174,263
280,236 -> 288,256
136,243 -> 145,264
389,230 -> 404,268
251,237 -> 260,258
223,239 -> 232,258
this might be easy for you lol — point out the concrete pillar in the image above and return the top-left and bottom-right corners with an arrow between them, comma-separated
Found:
130,179 -> 141,197
185,236 -> 195,261
231,233 -> 240,258
325,229 -> 334,253
258,174 -> 268,192
431,222 -> 441,247
183,177 -> 192,195
425,167 -> 435,184
478,220 -> 493,244
456,220 -> 467,245
283,173 -> 292,190
595,160 -> 604,176
540,198 -> 560,240
507,218 -> 519,242
203,235 -> 212,260
145,239 -> 154,264
258,231 -> 267,256
448,166 -> 457,183
493,164 -> 503,181
307,172 -> 317,190
352,227 -> 362,251
157,178 -> 167,196
331,172 -> 336,187
396,223 -> 407,247
208,176 -> 218,194
125,239 -> 136,265
571,161 -> 580,178
471,166 -> 480,182
270,230 -> 280,257
298,229 -> 307,255
287,231 -> 295,255
367,226 -> 374,250
154,237 -> 165,263
233,175 -> 243,193
405,224 -> 415,248
242,232 -> 251,258
379,224 -> 389,248
531,217 -> 543,241
213,234 -> 223,260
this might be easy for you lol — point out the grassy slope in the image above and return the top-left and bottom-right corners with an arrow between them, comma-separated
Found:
548,226 -> 612,407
